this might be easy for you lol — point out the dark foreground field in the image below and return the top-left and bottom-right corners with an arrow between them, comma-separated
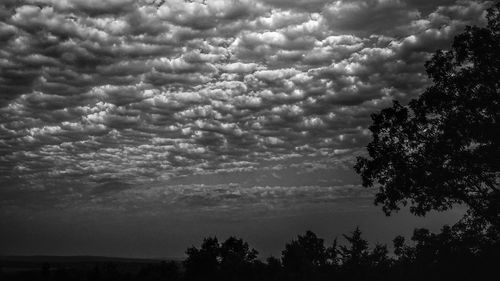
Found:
0,255 -> 181,281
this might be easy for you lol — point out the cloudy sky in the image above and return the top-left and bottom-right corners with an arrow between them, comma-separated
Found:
0,0 -> 489,258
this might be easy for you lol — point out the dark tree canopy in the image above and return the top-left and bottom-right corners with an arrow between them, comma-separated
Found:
183,236 -> 259,281
183,237 -> 221,281
339,227 -> 369,268
282,230 -> 329,270
355,3 -> 500,226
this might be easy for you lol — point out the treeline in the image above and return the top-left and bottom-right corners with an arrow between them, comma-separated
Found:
2,219 -> 499,281
182,218 -> 499,281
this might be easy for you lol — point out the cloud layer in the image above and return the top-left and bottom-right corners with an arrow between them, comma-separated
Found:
0,0 -> 492,213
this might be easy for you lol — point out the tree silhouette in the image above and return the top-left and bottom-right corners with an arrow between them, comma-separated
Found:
339,227 -> 369,266
390,221 -> 500,281
354,3 -> 500,226
183,236 -> 259,281
338,227 -> 370,280
264,256 -> 283,281
326,238 -> 340,267
183,237 -> 220,281
219,237 -> 259,281
281,231 -> 329,281
367,243 -> 391,278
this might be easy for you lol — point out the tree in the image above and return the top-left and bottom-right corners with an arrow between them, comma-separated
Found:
337,227 -> 392,281
282,231 -> 328,268
183,236 -> 259,281
219,237 -> 259,281
265,256 -> 283,281
338,227 -> 369,268
390,222 -> 500,281
281,231 -> 328,280
220,237 -> 258,267
354,3 -> 500,226
183,237 -> 220,281
326,238 -> 340,267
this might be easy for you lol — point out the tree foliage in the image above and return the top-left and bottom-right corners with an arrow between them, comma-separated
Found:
282,230 -> 328,270
354,3 -> 500,226
183,236 -> 259,281
339,227 -> 369,267
281,231 -> 330,281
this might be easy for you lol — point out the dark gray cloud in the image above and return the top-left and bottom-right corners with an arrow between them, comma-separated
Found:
0,0 -> 492,215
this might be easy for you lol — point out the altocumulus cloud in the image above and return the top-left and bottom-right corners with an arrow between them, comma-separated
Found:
0,0 -> 492,213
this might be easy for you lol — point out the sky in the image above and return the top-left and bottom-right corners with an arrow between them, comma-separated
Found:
0,0 -> 490,258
